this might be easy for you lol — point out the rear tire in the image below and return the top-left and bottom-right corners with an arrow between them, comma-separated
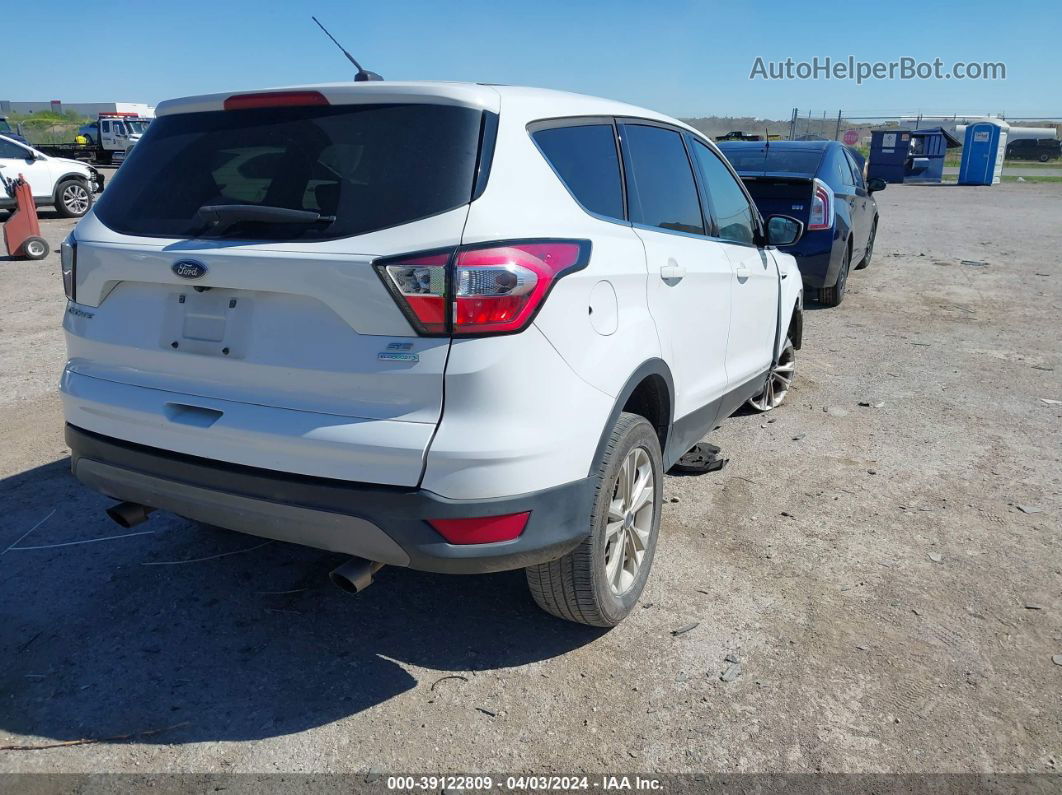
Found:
54,179 -> 93,218
818,243 -> 851,307
855,220 -> 876,270
526,413 -> 662,627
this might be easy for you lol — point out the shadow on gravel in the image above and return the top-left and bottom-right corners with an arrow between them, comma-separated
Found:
0,460 -> 604,745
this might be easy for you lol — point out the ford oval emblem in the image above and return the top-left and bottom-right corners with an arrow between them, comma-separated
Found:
172,259 -> 208,279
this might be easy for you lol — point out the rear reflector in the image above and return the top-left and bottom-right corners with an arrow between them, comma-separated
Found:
223,91 -> 330,111
428,512 -> 531,545
374,240 -> 590,336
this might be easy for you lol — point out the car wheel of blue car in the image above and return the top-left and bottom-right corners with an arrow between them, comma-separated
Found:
856,221 -> 877,271
818,244 -> 851,307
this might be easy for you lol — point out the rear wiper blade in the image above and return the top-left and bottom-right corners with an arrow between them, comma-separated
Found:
195,204 -> 336,235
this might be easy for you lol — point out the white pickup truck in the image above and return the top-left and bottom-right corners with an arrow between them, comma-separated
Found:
77,114 -> 151,163
33,113 -> 153,166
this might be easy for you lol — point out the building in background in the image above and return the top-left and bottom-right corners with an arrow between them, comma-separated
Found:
0,100 -> 155,118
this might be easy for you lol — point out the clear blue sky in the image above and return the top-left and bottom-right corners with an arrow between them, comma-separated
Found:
9,0 -> 1059,119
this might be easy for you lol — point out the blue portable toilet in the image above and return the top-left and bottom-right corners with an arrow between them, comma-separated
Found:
958,120 -> 1009,185
905,127 -> 962,184
868,129 -> 912,183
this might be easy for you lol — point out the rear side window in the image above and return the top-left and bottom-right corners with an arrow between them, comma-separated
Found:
621,124 -> 704,235
834,152 -> 856,189
844,149 -> 865,188
690,141 -> 757,245
93,103 -> 485,240
532,124 -> 624,220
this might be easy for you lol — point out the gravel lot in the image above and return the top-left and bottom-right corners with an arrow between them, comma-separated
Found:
1,182 -> 1060,775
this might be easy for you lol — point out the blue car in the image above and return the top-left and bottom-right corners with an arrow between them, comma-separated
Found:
718,140 -> 885,307
0,116 -> 29,146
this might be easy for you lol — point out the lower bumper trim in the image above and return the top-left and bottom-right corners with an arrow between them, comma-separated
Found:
76,458 -> 412,565
66,425 -> 594,574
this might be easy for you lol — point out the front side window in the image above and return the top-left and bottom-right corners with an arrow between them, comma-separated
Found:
532,123 -> 624,221
690,140 -> 757,246
93,103 -> 485,240
621,124 -> 704,235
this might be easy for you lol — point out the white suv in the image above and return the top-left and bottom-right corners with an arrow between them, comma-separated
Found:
0,134 -> 99,217
60,83 -> 803,626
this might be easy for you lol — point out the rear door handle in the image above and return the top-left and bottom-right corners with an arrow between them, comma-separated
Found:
660,261 -> 686,280
735,265 -> 750,281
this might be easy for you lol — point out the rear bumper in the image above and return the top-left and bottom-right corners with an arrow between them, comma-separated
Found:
67,424 -> 594,574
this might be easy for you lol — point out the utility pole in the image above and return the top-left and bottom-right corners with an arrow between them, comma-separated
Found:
834,110 -> 843,141
788,108 -> 798,140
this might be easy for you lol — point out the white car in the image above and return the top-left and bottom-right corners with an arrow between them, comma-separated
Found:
60,83 -> 804,626
0,134 -> 99,217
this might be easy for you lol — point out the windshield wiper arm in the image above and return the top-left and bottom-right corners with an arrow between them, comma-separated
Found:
195,204 -> 336,235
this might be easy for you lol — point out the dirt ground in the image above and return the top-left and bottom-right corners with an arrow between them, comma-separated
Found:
0,181 -> 1060,776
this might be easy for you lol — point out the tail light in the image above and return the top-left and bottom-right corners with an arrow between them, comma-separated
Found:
60,235 -> 76,300
374,239 -> 590,336
428,512 -> 531,544
808,178 -> 833,231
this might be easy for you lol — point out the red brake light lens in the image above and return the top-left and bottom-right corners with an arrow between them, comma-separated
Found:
378,252 -> 450,334
223,91 -> 329,111
374,240 -> 589,337
808,179 -> 833,231
428,512 -> 531,544
454,242 -> 584,334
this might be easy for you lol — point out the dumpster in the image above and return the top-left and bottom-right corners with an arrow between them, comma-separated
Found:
905,127 -> 962,184
958,120 -> 1009,185
868,129 -> 911,184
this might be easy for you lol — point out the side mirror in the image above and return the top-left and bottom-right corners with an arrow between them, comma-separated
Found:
867,177 -> 887,193
765,215 -> 803,247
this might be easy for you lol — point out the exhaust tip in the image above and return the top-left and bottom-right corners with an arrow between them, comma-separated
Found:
329,558 -> 384,594
105,501 -> 155,529
328,569 -> 360,594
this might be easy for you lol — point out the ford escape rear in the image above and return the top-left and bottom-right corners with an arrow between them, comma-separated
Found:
62,82 -> 804,626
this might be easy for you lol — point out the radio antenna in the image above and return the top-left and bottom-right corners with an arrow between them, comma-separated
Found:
311,16 -> 383,82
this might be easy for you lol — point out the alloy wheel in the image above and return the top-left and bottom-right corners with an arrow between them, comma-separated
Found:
62,184 -> 90,215
748,339 -> 796,411
604,447 -> 655,595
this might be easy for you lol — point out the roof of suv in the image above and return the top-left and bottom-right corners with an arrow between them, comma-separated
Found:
155,81 -> 696,134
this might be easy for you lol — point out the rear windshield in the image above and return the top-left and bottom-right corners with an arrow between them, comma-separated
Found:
94,103 -> 485,240
719,146 -> 824,176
